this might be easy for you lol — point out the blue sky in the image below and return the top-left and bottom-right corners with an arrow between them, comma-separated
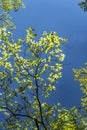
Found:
11,0 -> 87,108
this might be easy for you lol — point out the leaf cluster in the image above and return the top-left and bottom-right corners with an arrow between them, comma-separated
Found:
0,0 -> 87,130
78,0 -> 87,11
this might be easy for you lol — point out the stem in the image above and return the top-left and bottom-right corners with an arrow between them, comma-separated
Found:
0,105 -> 42,129
34,67 -> 47,130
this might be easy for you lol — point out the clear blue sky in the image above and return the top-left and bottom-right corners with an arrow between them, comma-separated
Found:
11,0 -> 87,108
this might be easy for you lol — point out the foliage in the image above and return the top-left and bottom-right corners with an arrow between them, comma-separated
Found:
0,0 -> 25,11
0,0 -> 87,130
73,64 -> 87,129
0,27 -> 66,129
78,0 -> 87,11
0,0 -> 25,30
73,63 -> 87,111
0,12 -> 15,30
0,27 -> 86,130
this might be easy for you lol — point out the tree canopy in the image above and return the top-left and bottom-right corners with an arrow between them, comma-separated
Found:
0,1 -> 87,130
0,0 -> 25,11
78,0 -> 87,11
0,0 -> 25,30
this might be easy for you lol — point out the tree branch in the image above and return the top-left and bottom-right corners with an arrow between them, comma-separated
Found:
34,66 -> 47,130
